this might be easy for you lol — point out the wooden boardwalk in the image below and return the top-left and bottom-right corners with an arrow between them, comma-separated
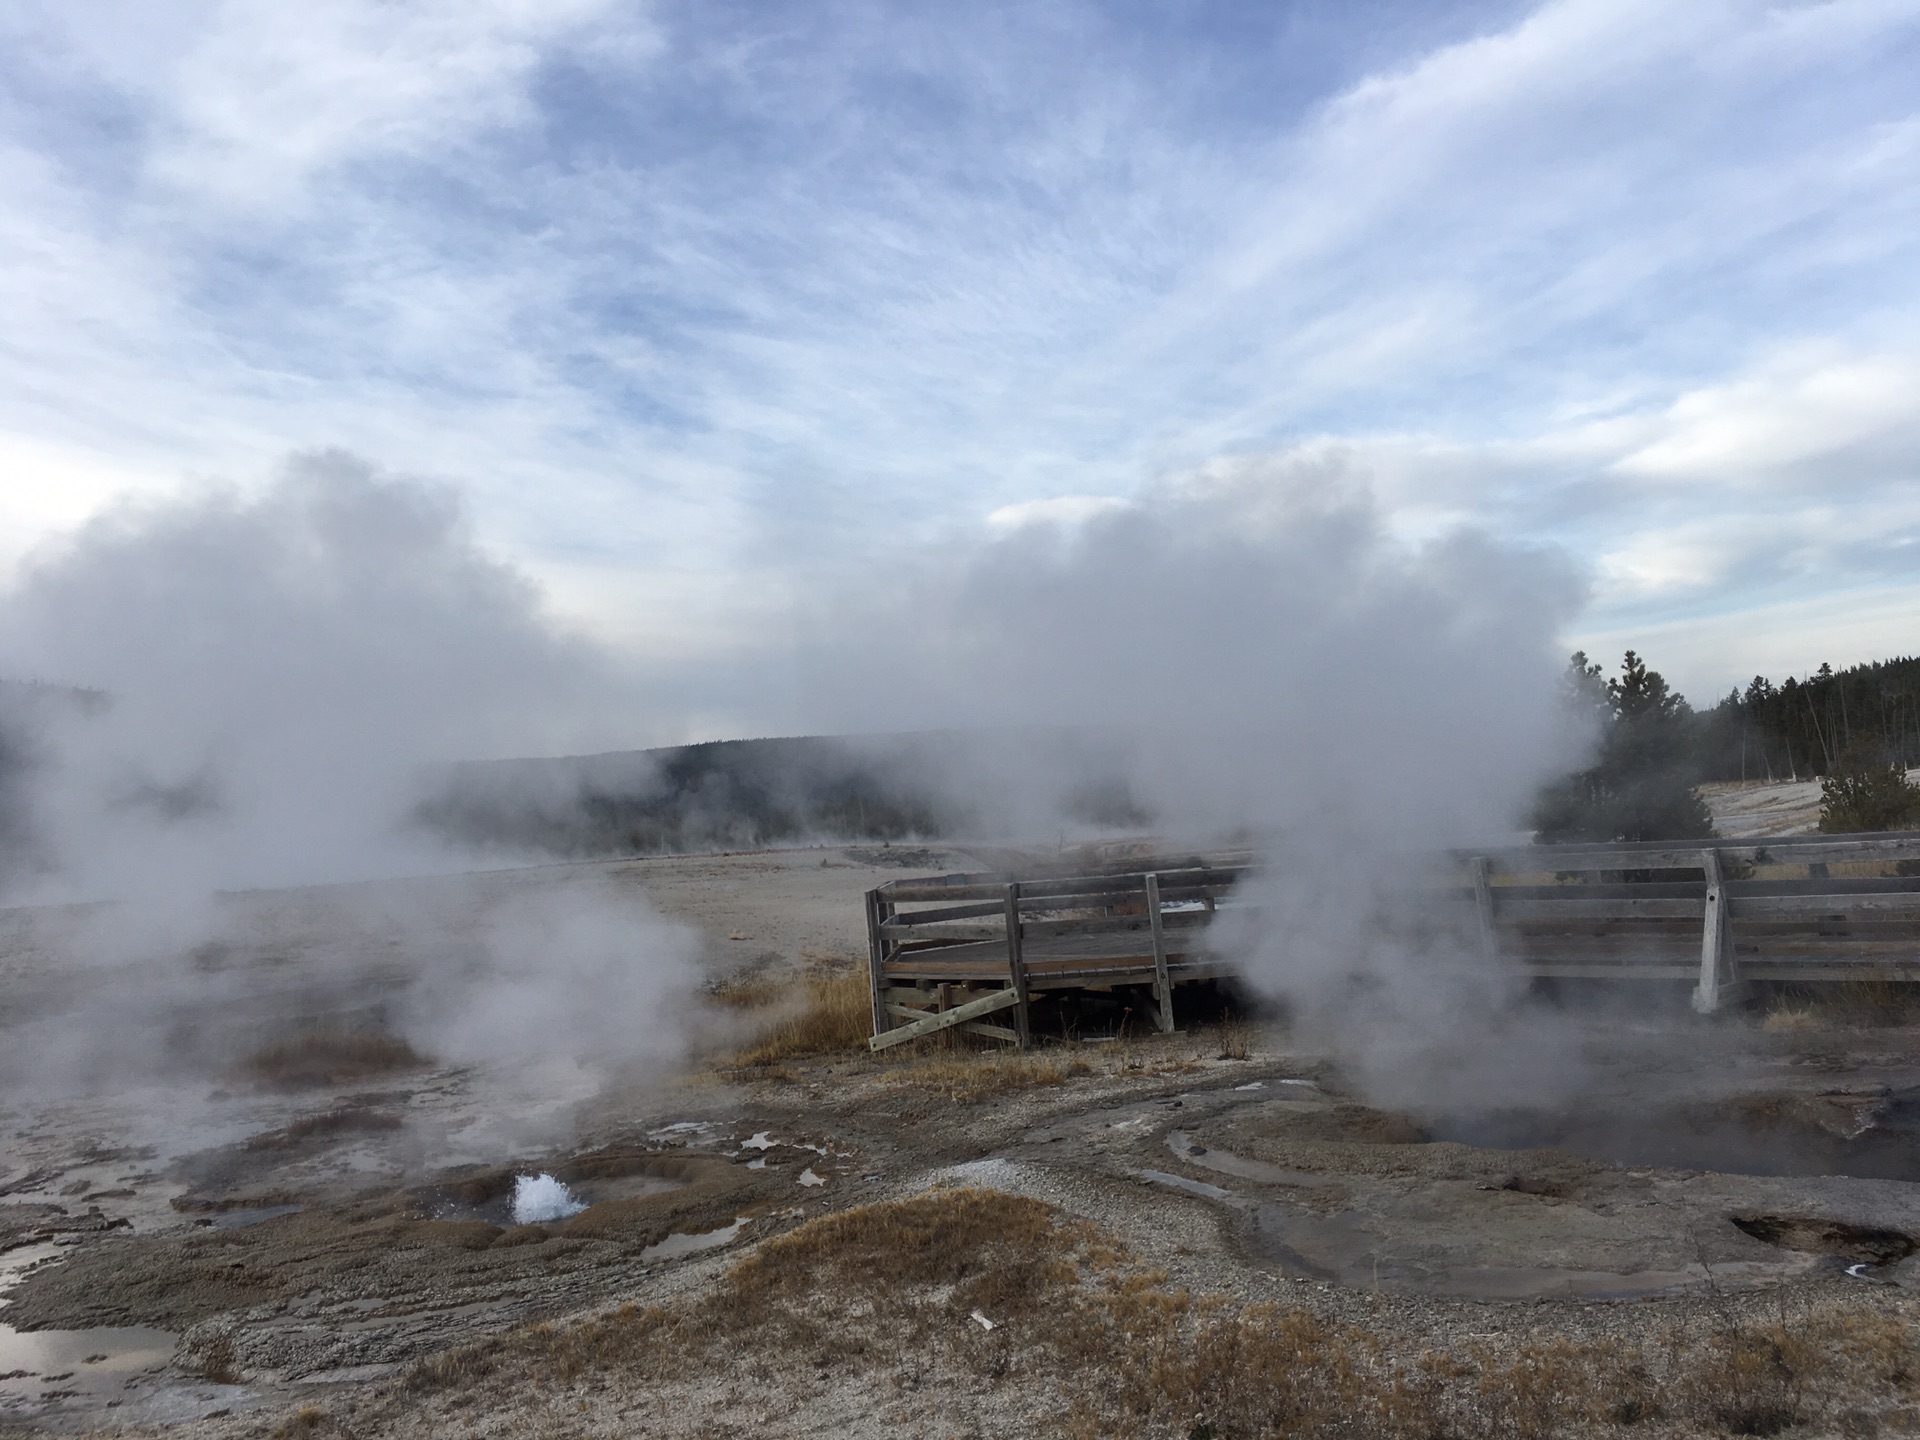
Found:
864,831 -> 1920,1050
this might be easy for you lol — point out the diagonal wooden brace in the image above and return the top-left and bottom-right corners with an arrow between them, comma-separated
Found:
869,987 -> 1021,1051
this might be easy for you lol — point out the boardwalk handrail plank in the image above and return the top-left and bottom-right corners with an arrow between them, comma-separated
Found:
863,831 -> 1920,1047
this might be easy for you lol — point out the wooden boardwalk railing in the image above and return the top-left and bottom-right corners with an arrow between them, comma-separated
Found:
864,851 -> 1253,1051
864,831 -> 1920,1051
1466,829 -> 1920,1013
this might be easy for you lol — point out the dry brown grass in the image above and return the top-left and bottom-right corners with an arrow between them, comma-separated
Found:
1761,1006 -> 1820,1034
884,1051 -> 1093,1102
240,1030 -> 425,1088
1762,982 -> 1920,1030
717,963 -> 872,1066
1215,1017 -> 1254,1061
269,1404 -> 329,1438
398,1188 -> 1920,1439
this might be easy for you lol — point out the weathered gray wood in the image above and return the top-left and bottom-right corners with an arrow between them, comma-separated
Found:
1521,962 -> 1701,980
958,1019 -> 1021,1043
1741,961 -> 1920,981
1731,891 -> 1920,918
882,919 -> 1013,942
878,864 -> 1249,904
881,900 -> 1009,927
884,930 -> 1206,975
1497,876 -> 1920,899
1692,848 -> 1740,1014
887,910 -> 1211,943
876,840 -> 1920,1013
1498,897 -> 1711,921
883,1001 -> 1024,1050
1020,910 -> 1210,938
1004,882 -> 1031,1051
1146,872 -> 1173,1033
884,937 -> 1023,969
1481,831 -> 1920,876
1494,892 -> 1920,925
1470,856 -> 1498,960
864,889 -> 889,1039
869,987 -> 1021,1051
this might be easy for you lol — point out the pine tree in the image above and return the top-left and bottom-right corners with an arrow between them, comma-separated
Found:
1818,737 -> 1920,833
1532,651 -> 1715,843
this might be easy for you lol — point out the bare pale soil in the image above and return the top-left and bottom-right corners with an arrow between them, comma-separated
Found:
2,845 -> 1918,1439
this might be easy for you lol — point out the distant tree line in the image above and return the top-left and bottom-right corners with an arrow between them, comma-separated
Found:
1694,655 -> 1920,783
1532,650 -> 1920,843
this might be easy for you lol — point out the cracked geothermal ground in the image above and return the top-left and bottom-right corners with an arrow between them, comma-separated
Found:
4,846 -> 1920,1439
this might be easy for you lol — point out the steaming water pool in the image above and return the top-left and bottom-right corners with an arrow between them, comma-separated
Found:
1422,1087 -> 1920,1183
424,1170 -> 687,1226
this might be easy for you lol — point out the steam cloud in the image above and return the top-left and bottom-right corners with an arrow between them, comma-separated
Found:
793,453 -> 1593,1107
0,445 -> 1594,1122
0,453 -> 699,1121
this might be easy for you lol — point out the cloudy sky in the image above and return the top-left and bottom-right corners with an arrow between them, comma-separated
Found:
2,0 -> 1916,708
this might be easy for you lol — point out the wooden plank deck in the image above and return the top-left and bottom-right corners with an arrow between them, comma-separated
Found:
863,834 -> 1920,1050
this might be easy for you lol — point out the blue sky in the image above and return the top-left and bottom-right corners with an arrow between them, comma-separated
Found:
2,0 -> 1918,707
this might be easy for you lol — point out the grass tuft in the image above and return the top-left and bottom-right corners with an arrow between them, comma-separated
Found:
882,1052 -> 1088,1102
718,962 -> 873,1065
269,1404 -> 329,1438
1215,1017 -> 1254,1061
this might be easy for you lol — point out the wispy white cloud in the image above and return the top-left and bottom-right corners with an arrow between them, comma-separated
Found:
0,0 -> 1915,693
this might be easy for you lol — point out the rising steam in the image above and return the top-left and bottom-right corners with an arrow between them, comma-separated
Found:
794,451 -> 1594,1106
0,452 -> 699,1120
0,444 -> 1595,1121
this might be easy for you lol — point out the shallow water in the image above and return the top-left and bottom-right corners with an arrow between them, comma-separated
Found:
1166,1130 -> 1334,1189
208,1203 -> 303,1229
1424,1087 -> 1920,1183
640,1216 -> 750,1262
0,1242 -> 177,1412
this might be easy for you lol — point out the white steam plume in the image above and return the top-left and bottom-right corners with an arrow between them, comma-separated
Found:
793,454 -> 1595,1108
0,451 -> 698,1118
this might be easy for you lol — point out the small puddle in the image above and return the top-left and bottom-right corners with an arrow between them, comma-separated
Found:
640,1216 -> 750,1262
1138,1169 -> 1238,1202
1166,1131 -> 1334,1190
206,1204 -> 302,1229
0,1242 -> 177,1412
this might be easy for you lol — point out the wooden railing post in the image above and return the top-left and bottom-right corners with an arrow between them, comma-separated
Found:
1691,848 -> 1738,1014
1469,856 -> 1498,961
865,889 -> 889,1039
1003,882 -> 1031,1051
1146,872 -> 1174,1033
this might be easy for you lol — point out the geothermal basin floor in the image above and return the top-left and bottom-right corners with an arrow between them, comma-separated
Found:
1,845 -> 1919,1437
